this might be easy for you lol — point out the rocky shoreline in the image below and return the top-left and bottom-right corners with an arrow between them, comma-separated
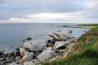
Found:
0,29 -> 77,65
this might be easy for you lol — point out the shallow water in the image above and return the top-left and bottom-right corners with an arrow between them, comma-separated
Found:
0,23 -> 88,49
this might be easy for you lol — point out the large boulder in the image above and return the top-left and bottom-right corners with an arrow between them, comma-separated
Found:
48,30 -> 72,41
37,47 -> 56,62
24,40 -> 48,52
54,41 -> 71,49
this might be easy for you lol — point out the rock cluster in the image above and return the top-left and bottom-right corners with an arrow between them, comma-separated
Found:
0,48 -> 21,65
0,30 -> 77,65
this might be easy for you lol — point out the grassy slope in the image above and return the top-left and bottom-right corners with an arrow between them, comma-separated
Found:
41,24 -> 98,65
78,24 -> 98,26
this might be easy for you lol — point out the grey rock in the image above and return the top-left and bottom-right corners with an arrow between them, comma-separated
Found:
15,56 -> 21,63
24,61 -> 35,65
20,48 -> 28,56
26,37 -> 32,41
20,48 -> 35,62
37,47 -> 56,62
0,49 -> 4,55
32,59 -> 39,64
54,41 -> 71,49
48,30 -> 72,41
24,52 -> 34,61
9,63 -> 17,65
24,40 -> 48,52
4,48 -> 17,54
0,62 -> 4,65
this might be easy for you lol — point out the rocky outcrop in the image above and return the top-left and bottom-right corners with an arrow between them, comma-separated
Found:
0,48 -> 21,65
0,29 -> 77,65
48,30 -> 72,41
24,40 -> 48,52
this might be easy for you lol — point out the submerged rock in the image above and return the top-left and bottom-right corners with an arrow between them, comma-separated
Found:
37,47 -> 56,62
24,40 -> 48,52
48,30 -> 72,41
26,37 -> 32,41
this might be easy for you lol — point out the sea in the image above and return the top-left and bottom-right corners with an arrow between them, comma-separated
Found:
0,23 -> 88,49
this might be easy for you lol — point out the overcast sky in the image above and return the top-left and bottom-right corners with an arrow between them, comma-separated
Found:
0,0 -> 98,23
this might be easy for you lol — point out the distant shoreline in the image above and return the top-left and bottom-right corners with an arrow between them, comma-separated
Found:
62,25 -> 92,29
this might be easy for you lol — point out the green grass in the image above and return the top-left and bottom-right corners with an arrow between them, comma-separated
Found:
41,25 -> 98,65
78,24 -> 98,26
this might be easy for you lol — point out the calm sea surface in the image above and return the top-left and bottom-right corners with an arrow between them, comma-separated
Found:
0,23 -> 88,49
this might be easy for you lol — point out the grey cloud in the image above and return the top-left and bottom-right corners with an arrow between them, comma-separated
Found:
0,0 -> 98,20
82,4 -> 98,19
1,0 -> 85,12
0,0 -> 3,3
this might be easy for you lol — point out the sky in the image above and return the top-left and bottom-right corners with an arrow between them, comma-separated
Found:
0,0 -> 98,23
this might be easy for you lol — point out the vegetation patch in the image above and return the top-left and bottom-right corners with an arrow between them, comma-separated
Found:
41,24 -> 98,65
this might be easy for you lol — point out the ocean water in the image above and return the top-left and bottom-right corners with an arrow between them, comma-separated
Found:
0,23 -> 88,49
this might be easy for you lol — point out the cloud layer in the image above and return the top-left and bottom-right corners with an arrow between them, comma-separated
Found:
0,0 -> 98,23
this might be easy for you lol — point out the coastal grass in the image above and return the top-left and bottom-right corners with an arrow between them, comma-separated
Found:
41,25 -> 98,65
78,24 -> 98,26
78,24 -> 98,28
